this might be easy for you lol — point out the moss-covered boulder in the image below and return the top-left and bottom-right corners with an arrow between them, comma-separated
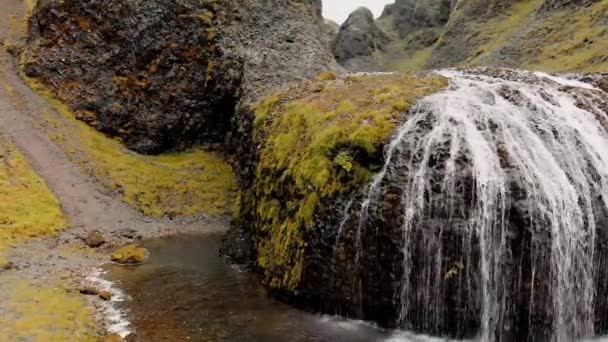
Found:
225,71 -> 446,321
98,291 -> 113,301
111,245 -> 149,265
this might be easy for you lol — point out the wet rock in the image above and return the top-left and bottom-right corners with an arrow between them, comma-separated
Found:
111,245 -> 149,264
99,291 -> 113,301
0,260 -> 15,271
229,68 -> 608,339
85,230 -> 105,248
79,286 -> 99,296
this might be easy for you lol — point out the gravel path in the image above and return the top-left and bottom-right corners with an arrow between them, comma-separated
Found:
0,0 -> 229,338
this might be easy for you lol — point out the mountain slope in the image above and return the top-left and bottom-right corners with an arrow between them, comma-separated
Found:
333,0 -> 608,73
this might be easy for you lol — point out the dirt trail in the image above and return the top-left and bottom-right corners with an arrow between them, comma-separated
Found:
0,0 -> 229,338
0,0 -> 227,240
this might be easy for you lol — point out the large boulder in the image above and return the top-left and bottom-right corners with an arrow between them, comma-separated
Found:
226,67 -> 608,340
331,7 -> 390,72
23,0 -> 334,154
379,0 -> 452,38
225,70 -> 448,322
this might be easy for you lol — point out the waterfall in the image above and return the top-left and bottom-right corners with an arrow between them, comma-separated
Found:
355,68 -> 608,341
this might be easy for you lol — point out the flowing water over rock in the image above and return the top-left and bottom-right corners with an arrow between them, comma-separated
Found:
342,68 -> 608,341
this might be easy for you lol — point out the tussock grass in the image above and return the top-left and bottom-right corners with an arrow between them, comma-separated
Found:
0,275 -> 97,341
0,137 -> 65,252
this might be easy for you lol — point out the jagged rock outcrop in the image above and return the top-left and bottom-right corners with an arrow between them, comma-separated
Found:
331,0 -> 607,73
331,7 -> 390,72
23,0 -> 334,154
331,0 -> 453,72
323,19 -> 340,48
379,0 -> 452,38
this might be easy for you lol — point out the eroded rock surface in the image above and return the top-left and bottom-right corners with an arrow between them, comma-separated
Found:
331,7 -> 390,72
24,0 -> 334,154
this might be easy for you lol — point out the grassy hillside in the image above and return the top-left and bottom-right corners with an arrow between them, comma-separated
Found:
384,0 -> 608,73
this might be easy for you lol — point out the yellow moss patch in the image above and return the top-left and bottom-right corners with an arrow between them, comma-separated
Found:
0,275 -> 97,341
391,46 -> 434,72
0,138 -> 65,253
20,76 -> 238,218
250,73 -> 447,290
111,244 -> 149,264
24,0 -> 37,16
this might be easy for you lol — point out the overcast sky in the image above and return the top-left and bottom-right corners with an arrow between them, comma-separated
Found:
322,0 -> 392,25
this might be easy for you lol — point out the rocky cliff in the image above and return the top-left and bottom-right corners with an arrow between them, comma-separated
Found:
331,7 -> 390,72
23,0 -> 335,154
332,0 -> 608,73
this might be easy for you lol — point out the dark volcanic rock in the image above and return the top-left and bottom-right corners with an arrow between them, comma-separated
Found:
323,19 -> 340,49
24,0 -> 334,154
379,0 -> 452,38
229,68 -> 608,340
331,7 -> 390,72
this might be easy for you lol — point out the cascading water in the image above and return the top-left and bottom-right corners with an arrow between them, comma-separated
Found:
349,68 -> 608,341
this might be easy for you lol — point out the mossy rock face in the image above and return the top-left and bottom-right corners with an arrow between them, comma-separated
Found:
111,245 -> 149,265
227,72 -> 446,298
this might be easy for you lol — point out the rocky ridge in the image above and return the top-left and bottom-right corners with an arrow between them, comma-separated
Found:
332,0 -> 608,73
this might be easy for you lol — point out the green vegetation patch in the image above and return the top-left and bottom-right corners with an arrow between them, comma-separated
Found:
0,275 -> 97,342
248,72 -> 447,291
20,76 -> 238,218
0,137 -> 65,253
525,0 -> 608,72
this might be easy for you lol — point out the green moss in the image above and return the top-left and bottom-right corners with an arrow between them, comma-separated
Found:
443,0 -> 608,72
0,137 -> 66,253
391,46 -> 435,72
20,75 -> 238,218
248,73 -> 447,291
526,1 -> 608,72
111,244 -> 149,264
465,0 -> 544,65
0,275 -> 97,341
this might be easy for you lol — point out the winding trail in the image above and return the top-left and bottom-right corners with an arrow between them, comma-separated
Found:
0,0 -> 227,240
0,0 -> 228,338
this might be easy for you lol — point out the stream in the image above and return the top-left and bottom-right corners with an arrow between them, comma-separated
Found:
103,234 -> 466,341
